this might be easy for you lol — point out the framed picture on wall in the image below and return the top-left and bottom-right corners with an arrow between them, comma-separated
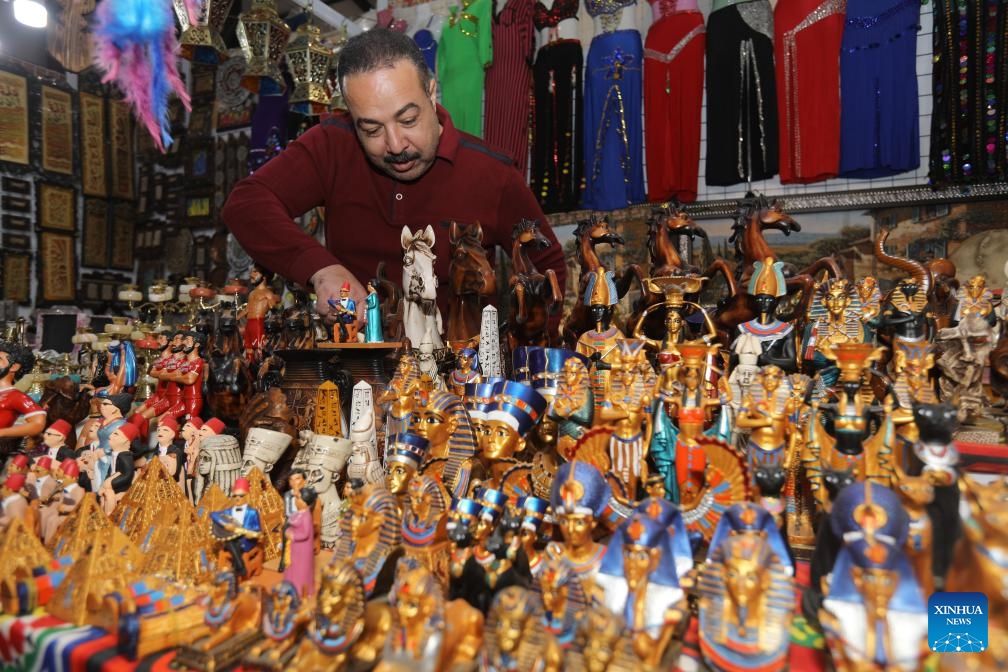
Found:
41,85 -> 74,175
0,70 -> 30,165
82,199 -> 109,267
2,232 -> 31,250
79,92 -> 107,196
186,144 -> 212,183
38,183 -> 76,231
109,100 -> 134,199
2,213 -> 30,230
2,194 -> 31,213
38,232 -> 76,303
2,176 -> 31,194
109,202 -> 135,270
1,252 -> 31,303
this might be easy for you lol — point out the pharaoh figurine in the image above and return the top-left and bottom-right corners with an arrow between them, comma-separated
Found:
856,276 -> 883,326
634,479 -> 696,580
413,389 -> 483,500
347,411 -> 385,486
548,461 -> 613,591
194,431 -> 243,504
598,340 -> 656,496
954,274 -> 995,323
293,559 -> 369,669
697,505 -> 795,672
378,352 -> 423,441
537,552 -> 581,650
593,515 -> 688,669
40,419 -> 76,463
480,381 -> 548,497
448,497 -> 484,589
734,365 -> 800,515
401,473 -> 452,587
549,356 -> 595,457
241,427 -> 293,477
380,566 -> 447,671
656,342 -> 724,508
449,347 -> 482,396
333,483 -> 403,598
819,482 -> 929,672
464,380 -> 504,459
872,233 -> 933,357
385,432 -> 431,502
726,343 -> 761,452
576,268 -> 625,415
298,431 -> 353,548
98,422 -> 137,514
517,495 -> 551,578
734,258 -> 797,373
480,586 -> 563,672
803,279 -> 869,387
210,477 -> 264,580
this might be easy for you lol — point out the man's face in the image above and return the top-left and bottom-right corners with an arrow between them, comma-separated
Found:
250,268 -> 263,286
0,351 -> 14,380
42,428 -> 65,448
289,472 -> 305,492
341,61 -> 441,182
182,336 -> 196,354
155,425 -> 175,444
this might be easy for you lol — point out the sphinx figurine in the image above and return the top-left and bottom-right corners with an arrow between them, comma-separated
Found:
333,483 -> 402,599
243,582 -> 310,670
564,607 -> 648,671
378,565 -> 447,671
697,503 -> 794,672
292,558 -> 389,669
176,571 -> 262,670
413,390 -> 483,500
819,482 -> 929,672
480,586 -> 563,672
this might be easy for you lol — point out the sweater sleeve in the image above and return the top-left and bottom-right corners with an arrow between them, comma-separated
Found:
221,123 -> 342,287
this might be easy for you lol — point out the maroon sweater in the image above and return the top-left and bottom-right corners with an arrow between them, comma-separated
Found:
222,105 -> 566,317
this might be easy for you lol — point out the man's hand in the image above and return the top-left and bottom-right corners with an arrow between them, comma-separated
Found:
310,264 -> 366,323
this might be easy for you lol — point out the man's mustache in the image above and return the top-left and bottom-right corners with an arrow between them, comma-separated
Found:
384,150 -> 421,165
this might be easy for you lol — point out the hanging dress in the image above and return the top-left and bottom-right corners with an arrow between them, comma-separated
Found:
581,0 -> 646,211
705,0 -> 779,187
414,28 -> 438,74
643,0 -> 705,202
439,0 -> 494,137
929,0 -> 1008,186
485,0 -> 537,174
774,0 -> 846,184
839,0 -> 921,178
531,0 -> 584,213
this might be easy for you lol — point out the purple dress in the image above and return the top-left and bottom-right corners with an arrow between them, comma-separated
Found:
283,508 -> 315,597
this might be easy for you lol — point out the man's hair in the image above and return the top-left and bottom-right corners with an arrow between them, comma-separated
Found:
337,28 -> 432,95
0,340 -> 35,381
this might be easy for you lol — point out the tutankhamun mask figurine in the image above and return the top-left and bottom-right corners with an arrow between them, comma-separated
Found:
803,279 -> 869,388
401,473 -> 452,588
480,586 -> 562,672
413,389 -> 483,500
819,482 -> 929,672
698,503 -> 794,671
380,565 -> 446,671
597,339 -> 656,496
333,483 -> 402,599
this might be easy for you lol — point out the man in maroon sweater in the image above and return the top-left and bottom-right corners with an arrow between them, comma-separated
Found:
222,28 -> 566,332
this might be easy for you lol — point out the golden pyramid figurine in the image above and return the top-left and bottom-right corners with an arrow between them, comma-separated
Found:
47,492 -> 142,568
196,482 -> 230,520
48,535 -> 136,626
0,517 -> 52,600
139,506 -> 216,584
113,457 -> 194,546
244,466 -> 285,562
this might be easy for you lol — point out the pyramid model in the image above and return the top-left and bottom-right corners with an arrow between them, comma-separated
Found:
47,493 -> 142,568
244,466 -> 285,561
0,518 -> 52,592
112,457 -> 193,546
196,482 -> 229,520
47,534 -> 135,626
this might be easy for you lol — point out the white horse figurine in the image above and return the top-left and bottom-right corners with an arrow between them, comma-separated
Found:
401,225 -> 444,350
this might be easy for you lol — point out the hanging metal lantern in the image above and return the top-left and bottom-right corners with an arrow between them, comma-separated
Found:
286,23 -> 333,116
237,0 -> 291,96
173,0 -> 235,65
327,26 -> 349,111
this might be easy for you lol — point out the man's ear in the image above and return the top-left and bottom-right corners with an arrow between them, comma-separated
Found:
428,78 -> 438,107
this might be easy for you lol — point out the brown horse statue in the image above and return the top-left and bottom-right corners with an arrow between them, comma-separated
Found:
205,314 -> 255,426
508,219 -> 563,348
711,195 -> 842,343
561,215 -> 644,347
38,376 -> 91,441
447,221 -> 497,343
375,260 -> 404,343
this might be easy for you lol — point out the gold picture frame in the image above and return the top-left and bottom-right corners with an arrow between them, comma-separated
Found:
109,100 -> 134,200
82,199 -> 109,267
38,183 -> 76,231
41,85 -> 74,175
38,232 -> 77,303
79,93 -> 107,196
2,252 -> 31,303
0,70 -> 29,165
110,203 -> 135,270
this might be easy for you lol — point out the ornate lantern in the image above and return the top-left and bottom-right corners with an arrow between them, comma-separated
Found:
237,0 -> 291,95
173,0 -> 235,65
327,26 -> 350,111
286,22 -> 334,116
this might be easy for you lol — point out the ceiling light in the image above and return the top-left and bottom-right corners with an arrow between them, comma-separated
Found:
13,0 -> 48,29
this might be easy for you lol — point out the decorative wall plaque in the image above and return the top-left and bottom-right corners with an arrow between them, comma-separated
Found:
82,199 -> 109,267
38,183 -> 76,231
2,252 -> 31,303
41,85 -> 74,175
109,100 -> 134,199
0,71 -> 29,165
79,92 -> 107,196
39,232 -> 77,303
